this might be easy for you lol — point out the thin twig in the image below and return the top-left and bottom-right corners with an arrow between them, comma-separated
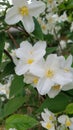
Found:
7,30 -> 19,48
4,49 -> 13,61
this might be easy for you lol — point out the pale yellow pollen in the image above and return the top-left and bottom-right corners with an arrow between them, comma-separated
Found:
19,6 -> 29,16
49,115 -> 53,120
52,85 -> 61,90
27,59 -> 34,64
65,120 -> 71,127
42,25 -> 46,30
33,78 -> 38,84
64,68 -> 70,72
48,0 -> 53,3
46,122 -> 52,129
46,69 -> 54,78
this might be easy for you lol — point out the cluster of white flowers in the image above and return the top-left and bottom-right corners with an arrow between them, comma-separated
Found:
11,41 -> 73,98
37,0 -> 68,35
41,108 -> 73,130
5,0 -> 45,33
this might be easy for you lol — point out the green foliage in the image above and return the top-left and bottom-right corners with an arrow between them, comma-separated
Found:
5,114 -> 39,130
37,93 -> 70,113
65,103 -> 73,114
0,61 -> 15,80
0,31 -> 5,64
0,96 -> 26,119
10,75 -> 24,97
33,17 -> 44,40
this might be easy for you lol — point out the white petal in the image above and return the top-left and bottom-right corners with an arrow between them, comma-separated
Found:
62,82 -> 73,91
15,60 -> 29,75
22,16 -> 34,33
5,7 -> 22,25
58,115 -> 68,125
15,41 -> 32,58
30,59 -> 45,77
28,0 -> 45,17
12,0 -> 27,6
37,78 -> 54,95
48,87 -> 61,98
41,112 -> 50,122
65,55 -> 72,68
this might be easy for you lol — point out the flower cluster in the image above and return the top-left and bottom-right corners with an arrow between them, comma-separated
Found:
41,108 -> 73,130
12,41 -> 73,98
5,0 -> 45,33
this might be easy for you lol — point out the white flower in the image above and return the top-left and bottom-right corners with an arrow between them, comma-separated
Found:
58,115 -> 73,130
5,0 -> 45,33
14,41 -> 46,75
41,109 -> 56,130
59,55 -> 73,90
30,54 -> 70,95
46,13 -> 59,34
23,72 -> 39,87
59,40 -> 66,49
9,128 -> 17,130
70,22 -> 73,32
58,12 -> 68,22
38,17 -> 49,34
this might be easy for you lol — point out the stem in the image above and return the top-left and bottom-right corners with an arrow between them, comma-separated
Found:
4,49 -> 13,61
7,30 -> 19,48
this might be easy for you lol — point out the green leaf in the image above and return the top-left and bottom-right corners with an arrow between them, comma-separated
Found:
37,93 -> 70,113
0,61 -> 15,80
5,114 -> 39,130
65,103 -> 73,114
46,47 -> 57,55
0,31 -> 5,64
10,75 -> 24,97
33,17 -> 44,40
0,96 -> 26,119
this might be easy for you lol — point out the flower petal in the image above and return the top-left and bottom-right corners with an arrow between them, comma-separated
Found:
37,78 -> 54,95
5,6 -> 22,25
28,0 -> 45,17
15,60 -> 29,75
22,16 -> 34,33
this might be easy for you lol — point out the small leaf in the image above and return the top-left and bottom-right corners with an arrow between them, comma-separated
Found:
65,103 -> 73,114
0,96 -> 26,119
0,62 -> 15,80
5,114 -> 39,130
10,75 -> 24,97
33,17 -> 44,40
0,31 -> 5,64
37,93 -> 70,113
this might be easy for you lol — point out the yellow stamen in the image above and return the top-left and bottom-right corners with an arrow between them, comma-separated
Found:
42,25 -> 46,30
46,69 -> 54,78
46,122 -> 52,129
33,78 -> 38,84
49,115 -> 53,120
19,6 -> 29,16
52,85 -> 60,90
48,0 -> 53,3
66,120 -> 71,127
27,59 -> 34,64
64,68 -> 70,72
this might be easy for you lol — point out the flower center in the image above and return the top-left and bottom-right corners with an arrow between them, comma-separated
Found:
65,120 -> 71,127
46,69 -> 54,78
48,0 -> 53,4
42,25 -> 46,30
49,115 -> 53,120
19,6 -> 29,16
33,78 -> 38,84
27,59 -> 34,64
46,122 -> 52,129
52,85 -> 61,90
64,68 -> 70,72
